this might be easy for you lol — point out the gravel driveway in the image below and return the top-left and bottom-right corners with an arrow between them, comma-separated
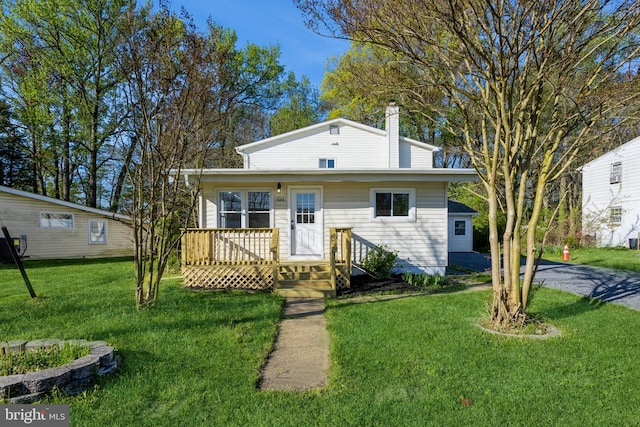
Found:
448,252 -> 640,311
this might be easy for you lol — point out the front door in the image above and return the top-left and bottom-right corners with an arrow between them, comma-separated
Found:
291,188 -> 323,256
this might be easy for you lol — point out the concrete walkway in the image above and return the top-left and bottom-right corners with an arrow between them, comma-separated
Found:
259,298 -> 330,391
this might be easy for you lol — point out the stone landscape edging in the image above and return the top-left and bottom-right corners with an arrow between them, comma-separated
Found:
0,339 -> 119,403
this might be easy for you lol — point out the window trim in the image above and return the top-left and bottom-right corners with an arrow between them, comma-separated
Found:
217,189 -> 274,229
329,125 -> 340,135
39,212 -> 74,228
454,220 -> 466,236
88,219 -> 108,244
369,188 -> 416,222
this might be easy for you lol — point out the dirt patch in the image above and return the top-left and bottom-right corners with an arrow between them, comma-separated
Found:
338,274 -> 462,298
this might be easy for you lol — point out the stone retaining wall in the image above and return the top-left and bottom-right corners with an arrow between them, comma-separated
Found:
0,339 -> 119,403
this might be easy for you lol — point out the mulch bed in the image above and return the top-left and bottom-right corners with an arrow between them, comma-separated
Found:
338,274 -> 423,297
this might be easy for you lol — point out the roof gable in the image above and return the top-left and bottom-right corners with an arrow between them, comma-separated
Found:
235,117 -> 440,154
448,199 -> 479,215
0,185 -> 130,220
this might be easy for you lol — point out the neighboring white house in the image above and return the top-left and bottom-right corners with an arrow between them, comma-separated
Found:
447,200 -> 478,252
580,135 -> 640,248
0,185 -> 133,261
181,103 -> 478,275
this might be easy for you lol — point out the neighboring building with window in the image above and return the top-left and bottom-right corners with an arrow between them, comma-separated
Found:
0,186 -> 132,261
182,102 -> 477,275
447,200 -> 478,253
580,135 -> 640,247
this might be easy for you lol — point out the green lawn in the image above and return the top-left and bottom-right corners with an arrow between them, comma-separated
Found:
543,246 -> 640,273
2,258 -> 640,425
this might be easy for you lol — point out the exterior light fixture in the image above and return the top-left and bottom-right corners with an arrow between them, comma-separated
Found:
277,182 -> 281,193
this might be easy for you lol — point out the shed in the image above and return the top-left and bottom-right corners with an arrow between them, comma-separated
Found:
447,200 -> 478,252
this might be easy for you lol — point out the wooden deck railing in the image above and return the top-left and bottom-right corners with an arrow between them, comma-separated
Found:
330,227 -> 352,292
181,228 -> 279,266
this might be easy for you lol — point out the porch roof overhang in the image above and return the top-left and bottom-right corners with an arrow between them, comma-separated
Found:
180,168 -> 478,186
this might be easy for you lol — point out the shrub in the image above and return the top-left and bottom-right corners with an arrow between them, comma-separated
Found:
360,245 -> 398,279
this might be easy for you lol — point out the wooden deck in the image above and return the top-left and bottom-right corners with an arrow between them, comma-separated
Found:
181,227 -> 351,297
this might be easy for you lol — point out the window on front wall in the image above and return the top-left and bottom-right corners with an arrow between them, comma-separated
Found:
219,191 -> 242,228
319,158 -> 336,168
610,162 -> 622,184
610,206 -> 622,224
88,220 -> 107,244
248,191 -> 271,228
40,212 -> 74,228
454,220 -> 466,236
219,190 -> 272,228
370,188 -> 415,221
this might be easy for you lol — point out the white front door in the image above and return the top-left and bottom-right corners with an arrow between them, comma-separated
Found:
291,188 -> 323,256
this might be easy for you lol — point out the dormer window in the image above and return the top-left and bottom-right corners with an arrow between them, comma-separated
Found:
329,125 -> 339,135
319,158 -> 336,168
610,161 -> 622,184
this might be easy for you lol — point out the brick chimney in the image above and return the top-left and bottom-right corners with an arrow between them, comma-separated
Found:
386,101 -> 400,168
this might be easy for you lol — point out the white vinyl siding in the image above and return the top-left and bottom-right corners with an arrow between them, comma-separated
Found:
0,192 -> 131,260
200,180 -> 448,272
245,124 -> 390,170
399,140 -> 434,168
323,181 -> 447,274
582,136 -> 640,247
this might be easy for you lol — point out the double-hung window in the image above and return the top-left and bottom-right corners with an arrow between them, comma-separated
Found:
610,206 -> 622,224
370,188 -> 416,221
219,190 -> 272,228
88,220 -> 107,244
610,162 -> 622,184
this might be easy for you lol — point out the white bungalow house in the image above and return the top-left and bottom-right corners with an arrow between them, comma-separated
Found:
580,135 -> 640,248
180,103 -> 477,296
0,185 -> 133,261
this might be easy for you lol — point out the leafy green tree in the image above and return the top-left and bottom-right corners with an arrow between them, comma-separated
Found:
321,42 -> 469,167
0,99 -> 32,189
118,4 -> 286,307
0,0 -> 131,207
269,72 -> 327,136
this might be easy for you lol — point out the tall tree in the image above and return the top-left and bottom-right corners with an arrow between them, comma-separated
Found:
118,4 -> 286,307
298,0 -> 640,326
0,98 -> 31,189
0,0 -> 131,207
321,42 -> 469,167
269,72 -> 327,136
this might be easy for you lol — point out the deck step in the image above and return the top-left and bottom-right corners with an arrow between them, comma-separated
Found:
278,271 -> 332,281
276,262 -> 335,298
275,286 -> 335,298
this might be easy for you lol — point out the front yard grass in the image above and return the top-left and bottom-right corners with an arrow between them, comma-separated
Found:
543,246 -> 640,273
1,258 -> 640,425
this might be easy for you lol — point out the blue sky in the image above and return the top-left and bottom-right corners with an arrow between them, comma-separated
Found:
166,0 -> 350,88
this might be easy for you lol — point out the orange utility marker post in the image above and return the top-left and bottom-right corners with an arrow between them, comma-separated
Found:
562,244 -> 570,261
